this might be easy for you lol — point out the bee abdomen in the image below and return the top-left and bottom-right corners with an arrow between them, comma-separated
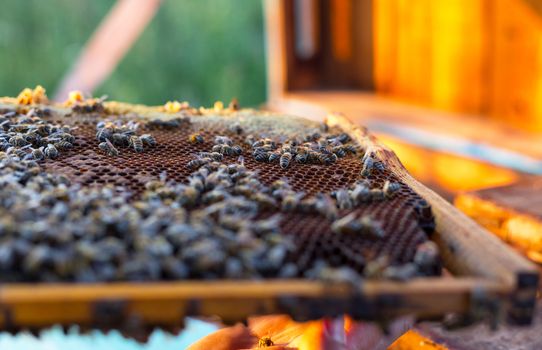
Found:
279,152 -> 292,169
130,135 -> 144,153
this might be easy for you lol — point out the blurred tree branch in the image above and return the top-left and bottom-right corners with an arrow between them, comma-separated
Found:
54,0 -> 162,101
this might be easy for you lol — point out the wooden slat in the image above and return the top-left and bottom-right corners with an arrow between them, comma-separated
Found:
0,278 -> 506,329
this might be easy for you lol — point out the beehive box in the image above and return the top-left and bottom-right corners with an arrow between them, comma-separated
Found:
0,89 -> 537,335
455,178 -> 542,263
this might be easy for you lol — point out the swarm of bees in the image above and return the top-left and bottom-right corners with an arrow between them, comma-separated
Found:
245,132 -> 359,169
95,119 -> 156,156
0,102 -> 439,285
0,108 -> 75,162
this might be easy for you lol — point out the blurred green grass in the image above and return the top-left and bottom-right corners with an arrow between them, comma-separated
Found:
0,0 -> 266,107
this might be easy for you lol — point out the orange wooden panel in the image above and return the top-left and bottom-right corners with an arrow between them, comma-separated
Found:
374,0 -> 490,115
490,0 -> 542,132
330,0 -> 353,62
373,0 -> 398,94
430,0 -> 489,115
394,0 -> 433,102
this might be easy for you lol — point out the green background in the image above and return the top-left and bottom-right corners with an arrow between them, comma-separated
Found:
0,0 -> 266,107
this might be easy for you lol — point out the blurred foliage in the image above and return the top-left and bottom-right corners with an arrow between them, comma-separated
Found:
0,0 -> 266,107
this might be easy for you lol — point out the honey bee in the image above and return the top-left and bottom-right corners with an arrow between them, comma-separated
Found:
111,132 -> 130,147
202,188 -> 229,204
332,145 -> 346,158
219,144 -> 233,155
343,144 -> 360,154
317,139 -> 328,151
187,157 -> 211,169
361,152 -> 375,176
31,147 -> 45,161
53,141 -> 73,150
251,192 -> 278,209
315,193 -> 338,220
8,124 -> 29,133
350,181 -> 371,204
318,152 -> 337,165
279,152 -> 292,169
96,127 -> 113,142
383,180 -> 401,198
253,138 -> 275,149
98,139 -> 119,156
149,117 -> 190,129
139,134 -> 156,147
214,135 -> 233,145
188,133 -> 204,144
337,133 -> 351,143
254,150 -> 269,162
231,145 -> 243,155
413,241 -> 440,275
364,255 -> 391,279
229,122 -> 243,134
44,143 -> 59,159
252,139 -> 265,148
268,151 -> 281,163
56,132 -> 76,144
295,152 -> 308,164
258,336 -> 274,348
281,143 -> 295,154
359,214 -> 385,238
6,145 -> 29,158
331,213 -> 361,234
383,263 -> 418,281
198,152 -> 223,161
34,124 -> 52,137
335,189 -> 353,210
9,135 -> 28,147
281,191 -> 304,211
304,132 -> 321,142
370,188 -> 385,201
244,134 -> 256,147
332,213 -> 385,239
178,185 -> 201,206
129,135 -> 144,153
250,214 -> 282,235
270,179 -> 290,191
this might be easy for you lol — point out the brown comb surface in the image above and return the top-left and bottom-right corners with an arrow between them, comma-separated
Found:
39,109 -> 436,275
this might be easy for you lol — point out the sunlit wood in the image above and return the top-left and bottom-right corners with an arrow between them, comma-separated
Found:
455,181 -> 542,263
378,134 -> 519,194
330,0 -> 353,62
373,0 -> 542,132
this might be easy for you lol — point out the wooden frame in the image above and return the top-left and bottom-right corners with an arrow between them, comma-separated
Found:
0,98 -> 538,332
